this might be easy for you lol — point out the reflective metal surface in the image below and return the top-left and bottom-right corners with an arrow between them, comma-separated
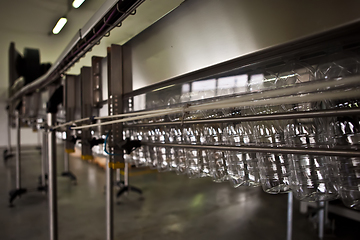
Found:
106,156 -> 113,240
143,142 -> 360,157
123,108 -> 360,127
41,131 -> 48,188
15,111 -> 21,189
47,113 -> 58,240
287,192 -> 293,240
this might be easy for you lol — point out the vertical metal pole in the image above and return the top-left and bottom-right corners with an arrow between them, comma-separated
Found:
80,67 -> 94,160
106,44 -> 127,240
124,162 -> 129,196
63,143 -> 69,172
318,201 -> 325,240
15,111 -> 21,189
324,201 -> 329,227
286,191 -> 293,240
124,162 -> 129,187
7,115 -> 12,154
41,131 -> 48,188
47,113 -> 58,240
106,157 -> 114,240
116,169 -> 121,183
38,129 -> 41,148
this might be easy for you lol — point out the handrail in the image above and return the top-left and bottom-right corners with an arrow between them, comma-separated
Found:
123,108 -> 360,128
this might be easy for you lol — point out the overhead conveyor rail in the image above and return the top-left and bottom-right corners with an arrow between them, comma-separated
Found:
8,0 -> 145,104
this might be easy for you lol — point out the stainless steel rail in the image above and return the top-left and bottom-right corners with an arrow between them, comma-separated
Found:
123,108 -> 360,128
41,131 -> 47,189
106,156 -> 114,240
15,111 -> 21,190
47,113 -> 58,240
286,192 -> 293,240
143,142 -> 360,157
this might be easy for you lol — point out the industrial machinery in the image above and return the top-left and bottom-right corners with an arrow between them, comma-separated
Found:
5,1 -> 360,240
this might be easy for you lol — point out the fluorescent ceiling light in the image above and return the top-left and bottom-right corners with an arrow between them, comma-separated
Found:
72,0 -> 86,8
52,17 -> 67,34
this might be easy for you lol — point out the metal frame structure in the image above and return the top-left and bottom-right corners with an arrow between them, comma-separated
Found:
47,112 -> 58,240
39,129 -> 48,191
8,0 -> 145,104
62,75 -> 78,182
106,44 -> 124,240
92,56 -> 104,108
113,20 -> 360,240
6,7 -> 360,240
80,67 -> 94,160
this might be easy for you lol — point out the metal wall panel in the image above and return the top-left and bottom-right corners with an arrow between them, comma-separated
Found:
80,67 -> 93,159
126,0 -> 360,90
98,57 -> 109,135
64,75 -> 77,151
92,56 -> 103,108
101,57 -> 108,101
74,75 -> 81,120
107,44 -> 125,162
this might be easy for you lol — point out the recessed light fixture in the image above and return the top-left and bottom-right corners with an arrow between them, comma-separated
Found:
72,0 -> 86,9
52,17 -> 68,34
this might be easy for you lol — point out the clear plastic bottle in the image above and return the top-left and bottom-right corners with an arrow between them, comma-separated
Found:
285,115 -> 339,201
333,99 -> 360,209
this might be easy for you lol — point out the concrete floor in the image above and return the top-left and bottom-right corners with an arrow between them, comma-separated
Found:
0,145 -> 357,240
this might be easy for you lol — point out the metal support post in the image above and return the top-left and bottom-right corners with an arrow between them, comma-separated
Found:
106,156 -> 114,240
116,169 -> 121,182
124,162 -> 129,196
4,113 -> 14,160
62,75 -> 77,183
318,201 -> 325,240
7,117 -> 12,153
80,67 -> 94,160
107,44 -> 142,201
47,112 -> 58,240
286,191 -> 293,240
105,44 -> 122,240
36,129 -> 41,150
324,201 -> 329,228
38,130 -> 48,191
15,111 -> 21,189
45,84 -> 63,240
8,111 -> 27,206
124,162 -> 129,187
